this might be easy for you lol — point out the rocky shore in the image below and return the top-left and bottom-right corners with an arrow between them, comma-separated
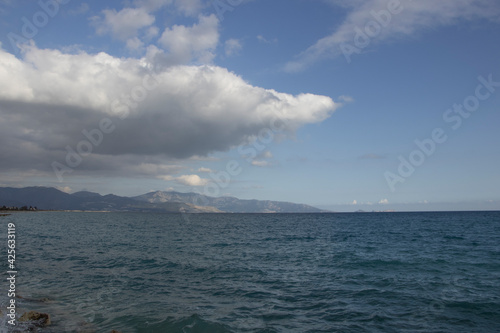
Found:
4,292 -> 125,332
2,308 -> 122,332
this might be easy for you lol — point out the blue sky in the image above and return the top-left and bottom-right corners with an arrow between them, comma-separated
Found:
0,0 -> 499,211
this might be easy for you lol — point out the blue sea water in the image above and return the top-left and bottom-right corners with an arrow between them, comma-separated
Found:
1,211 -> 500,332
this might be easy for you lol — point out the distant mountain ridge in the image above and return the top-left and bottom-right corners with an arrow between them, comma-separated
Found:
133,191 -> 325,213
0,187 -> 325,213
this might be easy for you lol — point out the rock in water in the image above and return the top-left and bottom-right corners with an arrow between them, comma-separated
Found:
19,311 -> 51,327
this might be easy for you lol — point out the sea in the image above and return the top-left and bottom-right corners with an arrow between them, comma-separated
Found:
0,211 -> 499,333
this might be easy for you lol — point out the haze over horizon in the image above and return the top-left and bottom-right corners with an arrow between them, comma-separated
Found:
1,0 -> 499,212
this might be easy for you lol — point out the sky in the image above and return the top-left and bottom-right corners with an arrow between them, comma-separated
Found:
0,0 -> 499,212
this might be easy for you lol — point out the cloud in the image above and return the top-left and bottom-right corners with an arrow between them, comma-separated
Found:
145,26 -> 160,39
126,37 -> 145,51
198,167 -> 213,173
159,174 -> 209,186
127,162 -> 185,176
260,151 -> 273,159
174,0 -> 204,16
0,44 -> 339,179
251,160 -> 269,167
68,3 -> 89,16
158,14 -> 219,64
135,0 -> 173,11
338,95 -> 354,103
250,151 -> 274,167
90,0 -> 206,43
379,198 -> 389,204
224,38 -> 242,57
189,156 -> 219,162
134,0 -> 203,15
92,7 -> 156,40
285,0 -> 500,71
257,35 -> 277,44
56,186 -> 72,193
352,200 -> 357,205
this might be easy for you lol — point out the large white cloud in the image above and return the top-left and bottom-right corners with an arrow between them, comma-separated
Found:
286,0 -> 500,71
0,43 -> 339,178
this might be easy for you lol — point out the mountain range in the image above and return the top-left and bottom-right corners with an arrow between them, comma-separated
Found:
0,187 -> 325,213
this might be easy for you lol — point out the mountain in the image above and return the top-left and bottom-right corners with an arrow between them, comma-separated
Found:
0,187 -> 217,213
0,187 -> 82,210
0,187 -> 325,213
133,191 -> 325,213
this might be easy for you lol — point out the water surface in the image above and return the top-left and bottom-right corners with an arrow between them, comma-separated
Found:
1,211 -> 499,332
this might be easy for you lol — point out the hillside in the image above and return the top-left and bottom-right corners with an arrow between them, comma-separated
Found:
0,187 -> 325,213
